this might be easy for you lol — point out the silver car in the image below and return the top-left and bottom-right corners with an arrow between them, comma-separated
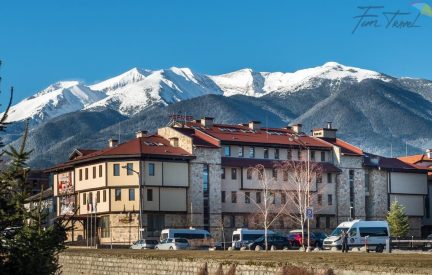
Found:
155,238 -> 189,250
130,239 -> 159,249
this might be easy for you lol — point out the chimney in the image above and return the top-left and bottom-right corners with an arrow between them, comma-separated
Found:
292,123 -> 302,134
248,121 -> 261,130
108,138 -> 118,148
427,149 -> 432,159
200,117 -> 214,128
311,122 -> 337,139
135,130 -> 148,138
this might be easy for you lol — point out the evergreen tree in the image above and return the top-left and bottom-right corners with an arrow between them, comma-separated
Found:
387,200 -> 410,238
0,62 -> 67,275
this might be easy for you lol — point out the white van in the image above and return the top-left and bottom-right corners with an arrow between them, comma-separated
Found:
232,228 -> 274,249
160,228 -> 211,240
323,220 -> 389,252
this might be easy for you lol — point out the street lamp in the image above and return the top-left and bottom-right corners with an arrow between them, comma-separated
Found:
122,165 -> 144,239
289,135 -> 311,251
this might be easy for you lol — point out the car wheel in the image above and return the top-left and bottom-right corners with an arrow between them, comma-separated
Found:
169,246 -> 173,250
376,244 -> 384,253
155,247 -> 159,250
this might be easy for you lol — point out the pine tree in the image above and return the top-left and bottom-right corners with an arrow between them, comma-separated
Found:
0,62 -> 67,275
387,200 -> 410,238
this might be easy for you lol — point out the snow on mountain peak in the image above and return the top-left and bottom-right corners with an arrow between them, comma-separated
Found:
89,67 -> 151,92
5,62 -> 398,123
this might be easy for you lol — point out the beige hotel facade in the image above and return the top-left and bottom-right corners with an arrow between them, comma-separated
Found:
47,118 -> 430,244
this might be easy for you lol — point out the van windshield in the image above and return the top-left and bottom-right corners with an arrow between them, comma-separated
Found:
331,227 -> 349,236
233,234 -> 240,241
243,234 -> 264,241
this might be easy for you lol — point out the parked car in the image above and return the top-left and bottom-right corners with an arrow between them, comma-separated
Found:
247,234 -> 291,250
155,238 -> 190,250
130,239 -> 159,249
287,230 -> 317,248
312,231 -> 328,248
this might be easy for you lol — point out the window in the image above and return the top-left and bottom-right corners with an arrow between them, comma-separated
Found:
271,192 -> 276,204
79,169 -> 83,181
127,163 -> 133,175
221,191 -> 226,203
256,192 -> 261,203
426,195 -> 431,219
328,194 -> 333,206
318,194 -> 322,206
264,148 -> 269,159
231,191 -> 237,203
113,164 -> 120,176
238,147 -> 244,157
365,171 -> 370,193
221,168 -> 225,179
89,192 -> 93,204
327,173 -> 332,183
321,151 -> 326,162
147,189 -> 153,201
287,149 -> 292,160
203,164 -> 210,231
247,168 -> 252,180
316,216 -> 321,229
93,166 -> 96,179
103,190 -> 106,202
96,191 -> 100,203
316,173 -> 322,184
129,188 -> 135,201
245,192 -> 250,204
99,165 -> 103,177
148,163 -> 155,176
231,168 -> 237,180
274,148 -> 279,159
359,227 -> 388,237
349,169 -> 355,217
283,170 -> 288,181
85,168 -> 88,180
281,193 -> 286,204
258,168 -> 263,180
100,216 -> 110,238
83,193 -> 86,205
230,215 -> 235,228
326,216 -> 331,228
272,168 -> 277,179
224,146 -> 231,157
297,149 -> 301,160
311,151 -> 315,161
115,188 -> 121,201
249,147 -> 255,158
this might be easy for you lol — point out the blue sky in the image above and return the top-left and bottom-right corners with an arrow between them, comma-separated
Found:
1,0 -> 431,102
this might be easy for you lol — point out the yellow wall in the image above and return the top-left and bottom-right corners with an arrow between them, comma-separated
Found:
75,162 -> 106,191
78,188 -> 110,214
110,187 -> 139,212
107,161 -> 140,187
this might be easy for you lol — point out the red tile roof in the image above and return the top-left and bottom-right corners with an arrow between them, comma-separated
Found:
46,135 -> 193,172
179,122 -> 333,149
319,138 -> 363,156
398,154 -> 432,164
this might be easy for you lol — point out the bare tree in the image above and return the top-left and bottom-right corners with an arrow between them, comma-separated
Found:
278,160 -> 326,249
247,164 -> 290,250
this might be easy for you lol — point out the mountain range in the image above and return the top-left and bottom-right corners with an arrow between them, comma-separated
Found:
1,62 -> 432,168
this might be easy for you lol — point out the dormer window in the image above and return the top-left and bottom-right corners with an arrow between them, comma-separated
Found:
170,137 -> 179,147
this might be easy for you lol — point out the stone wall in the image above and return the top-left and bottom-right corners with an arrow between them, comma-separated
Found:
58,252 -> 334,275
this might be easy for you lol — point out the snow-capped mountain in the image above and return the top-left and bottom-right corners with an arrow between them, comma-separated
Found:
0,62 -> 410,124
5,81 -> 106,123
